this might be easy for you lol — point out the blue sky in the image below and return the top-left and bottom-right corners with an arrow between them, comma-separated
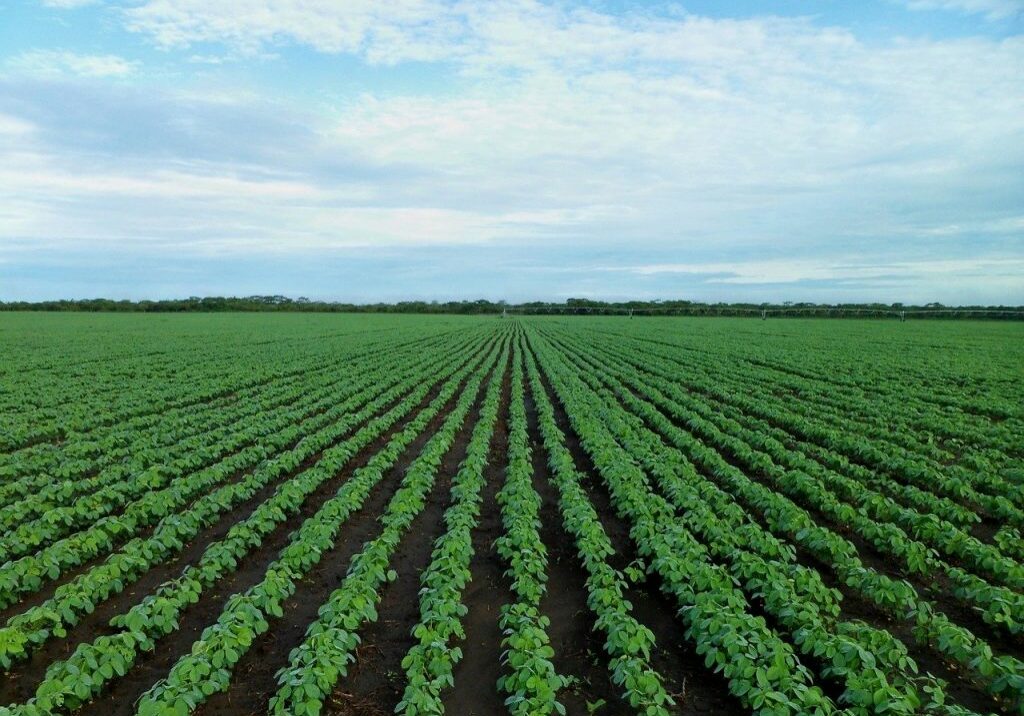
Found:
1,0 -> 1022,304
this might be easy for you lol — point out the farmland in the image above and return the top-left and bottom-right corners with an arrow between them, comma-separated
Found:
0,313 -> 1021,716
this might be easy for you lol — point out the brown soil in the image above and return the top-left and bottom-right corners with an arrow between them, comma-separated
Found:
525,336 -> 742,715
5,324 -> 1008,716
319,370 -> 499,716
524,387 -> 634,716
0,366 -> 455,707
816,564 -> 1009,715
0,335 -> 475,624
30,359 -> 479,715
577,342 -> 1020,713
612,363 -> 1019,648
438,352 -> 512,716
195,350 -> 498,716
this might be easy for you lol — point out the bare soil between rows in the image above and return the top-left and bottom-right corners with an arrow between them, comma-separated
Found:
525,335 -> 742,715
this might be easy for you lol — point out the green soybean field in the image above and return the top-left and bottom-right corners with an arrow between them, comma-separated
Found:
0,312 -> 1022,716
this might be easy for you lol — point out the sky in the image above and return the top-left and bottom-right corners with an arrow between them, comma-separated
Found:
0,0 -> 1022,304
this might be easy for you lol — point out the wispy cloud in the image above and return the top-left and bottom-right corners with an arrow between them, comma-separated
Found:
39,0 -> 100,7
901,0 -> 1023,20
123,0 -> 457,56
596,257 -> 1024,285
6,50 -> 137,78
0,113 -> 35,136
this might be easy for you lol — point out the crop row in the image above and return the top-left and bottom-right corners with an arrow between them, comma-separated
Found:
264,333 -> 509,716
552,327 -> 1024,632
0,331 -> 497,714
493,338 -> 566,716
537,322 -> 1024,714
0,329 -> 489,672
535,329 -> 969,715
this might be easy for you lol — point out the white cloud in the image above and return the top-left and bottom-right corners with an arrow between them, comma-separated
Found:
121,1 -> 857,70
0,164 -> 329,201
319,29 -> 1024,248
0,141 -> 570,252
40,0 -> 100,7
126,2 -> 1020,203
0,113 -> 36,136
6,50 -> 137,78
603,257 -> 1024,285
902,0 -> 1023,20
4,2 -> 1023,302
123,0 -> 457,56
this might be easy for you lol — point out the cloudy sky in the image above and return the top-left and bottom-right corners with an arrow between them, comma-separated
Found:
1,0 -> 1022,303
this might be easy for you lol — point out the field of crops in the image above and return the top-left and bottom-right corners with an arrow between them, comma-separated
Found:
0,313 -> 1021,716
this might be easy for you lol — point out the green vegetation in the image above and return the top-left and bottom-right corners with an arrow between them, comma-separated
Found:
0,313 -> 1020,716
2,296 -> 1022,319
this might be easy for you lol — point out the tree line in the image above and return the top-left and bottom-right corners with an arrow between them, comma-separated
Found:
1,296 -> 1022,319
